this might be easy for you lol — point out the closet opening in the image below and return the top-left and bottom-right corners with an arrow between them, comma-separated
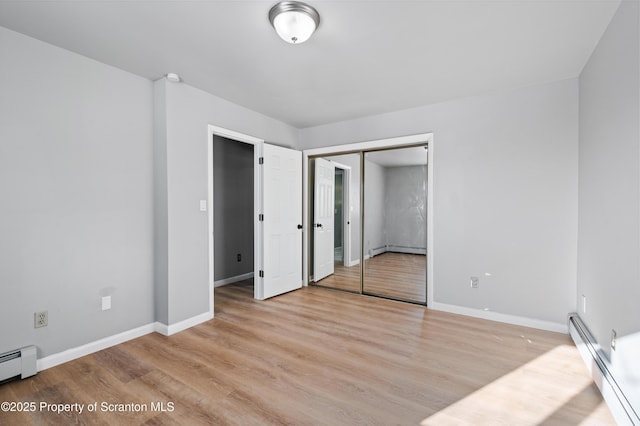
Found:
212,135 -> 255,294
303,133 -> 433,306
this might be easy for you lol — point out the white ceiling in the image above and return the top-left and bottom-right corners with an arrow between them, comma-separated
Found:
0,0 -> 620,128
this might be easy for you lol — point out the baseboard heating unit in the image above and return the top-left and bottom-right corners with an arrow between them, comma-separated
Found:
568,313 -> 639,425
0,346 -> 37,384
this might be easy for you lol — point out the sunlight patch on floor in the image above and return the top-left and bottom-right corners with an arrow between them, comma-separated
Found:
421,344 -> 615,425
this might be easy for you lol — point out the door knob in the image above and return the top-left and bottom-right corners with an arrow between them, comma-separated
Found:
297,224 -> 303,229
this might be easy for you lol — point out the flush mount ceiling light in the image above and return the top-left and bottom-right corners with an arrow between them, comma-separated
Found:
269,1 -> 320,44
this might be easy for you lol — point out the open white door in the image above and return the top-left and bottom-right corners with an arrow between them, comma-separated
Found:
313,158 -> 335,282
260,143 -> 302,299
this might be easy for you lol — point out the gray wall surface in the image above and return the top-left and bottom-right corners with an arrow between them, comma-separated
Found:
0,24 -> 299,359
0,26 -> 155,357
153,79 -> 169,325
578,0 -> 639,410
213,136 -> 254,281
154,78 -> 298,325
300,78 -> 579,326
385,166 -> 427,250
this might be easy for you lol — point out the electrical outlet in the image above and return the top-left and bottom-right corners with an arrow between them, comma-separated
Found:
611,329 -> 617,351
470,276 -> 479,288
34,311 -> 48,328
237,253 -> 242,262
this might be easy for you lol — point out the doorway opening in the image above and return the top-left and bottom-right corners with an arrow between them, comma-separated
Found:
208,124 -> 303,307
212,135 -> 255,292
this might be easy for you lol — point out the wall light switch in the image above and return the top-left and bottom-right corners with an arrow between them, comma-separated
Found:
200,200 -> 207,211
102,296 -> 111,311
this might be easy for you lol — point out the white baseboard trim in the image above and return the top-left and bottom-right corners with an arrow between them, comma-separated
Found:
214,272 -> 254,288
430,302 -> 567,334
36,311 -> 214,372
154,311 -> 213,336
36,323 -> 156,372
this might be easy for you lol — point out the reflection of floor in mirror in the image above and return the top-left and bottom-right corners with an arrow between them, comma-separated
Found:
364,252 -> 426,303
313,259 -> 361,293
313,252 -> 426,303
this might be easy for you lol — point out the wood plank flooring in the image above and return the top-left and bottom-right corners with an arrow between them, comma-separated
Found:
0,281 -> 614,425
314,252 -> 427,303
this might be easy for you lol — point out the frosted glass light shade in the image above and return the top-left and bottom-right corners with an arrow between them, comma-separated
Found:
269,2 -> 320,44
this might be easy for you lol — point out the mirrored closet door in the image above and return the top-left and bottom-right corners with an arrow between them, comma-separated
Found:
309,153 -> 361,293
309,144 -> 428,305
362,146 -> 428,303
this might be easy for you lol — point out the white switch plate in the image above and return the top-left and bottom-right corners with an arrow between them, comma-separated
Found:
200,200 -> 207,211
102,296 -> 111,311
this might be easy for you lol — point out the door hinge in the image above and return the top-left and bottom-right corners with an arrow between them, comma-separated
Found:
259,214 -> 264,221
259,157 -> 264,165
259,270 -> 264,278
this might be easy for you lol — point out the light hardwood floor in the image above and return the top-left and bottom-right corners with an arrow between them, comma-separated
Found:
314,252 -> 427,303
0,281 -> 614,425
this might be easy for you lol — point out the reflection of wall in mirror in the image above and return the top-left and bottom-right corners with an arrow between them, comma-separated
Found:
385,166 -> 427,253
364,160 -> 386,257
365,162 -> 427,257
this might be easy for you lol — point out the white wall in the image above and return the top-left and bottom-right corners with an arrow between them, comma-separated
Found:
0,26 -> 155,357
153,79 -> 298,325
578,0 -> 640,412
300,78 -> 579,327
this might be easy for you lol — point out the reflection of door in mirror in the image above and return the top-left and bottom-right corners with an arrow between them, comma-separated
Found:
363,146 -> 427,304
313,158 -> 335,282
334,169 -> 343,263
310,154 -> 361,293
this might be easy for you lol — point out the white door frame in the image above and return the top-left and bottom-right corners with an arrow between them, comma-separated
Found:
208,125 -> 264,309
302,133 -> 434,306
330,161 -> 352,267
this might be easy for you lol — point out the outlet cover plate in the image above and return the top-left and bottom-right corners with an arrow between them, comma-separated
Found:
34,311 -> 48,328
102,296 -> 111,311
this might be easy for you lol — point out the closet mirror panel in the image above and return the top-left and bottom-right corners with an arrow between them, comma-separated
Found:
309,153 -> 361,293
362,146 -> 428,303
